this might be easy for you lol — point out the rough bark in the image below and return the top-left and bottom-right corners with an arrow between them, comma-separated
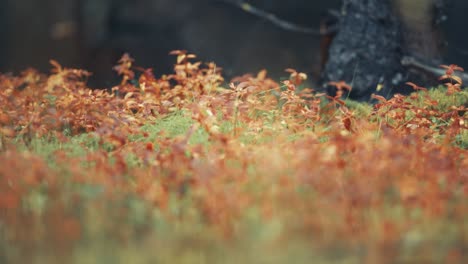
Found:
320,0 -> 406,101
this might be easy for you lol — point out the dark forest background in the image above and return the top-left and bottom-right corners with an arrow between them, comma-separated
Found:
1,0 -> 468,88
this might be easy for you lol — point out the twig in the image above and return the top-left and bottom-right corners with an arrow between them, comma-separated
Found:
216,0 -> 338,36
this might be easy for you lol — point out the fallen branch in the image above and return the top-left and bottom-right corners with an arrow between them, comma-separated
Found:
401,56 -> 468,85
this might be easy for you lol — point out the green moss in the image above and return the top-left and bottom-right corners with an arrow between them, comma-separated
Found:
408,86 -> 468,111
345,99 -> 373,118
137,111 -> 208,145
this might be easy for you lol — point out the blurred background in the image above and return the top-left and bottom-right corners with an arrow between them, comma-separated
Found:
1,0 -> 468,88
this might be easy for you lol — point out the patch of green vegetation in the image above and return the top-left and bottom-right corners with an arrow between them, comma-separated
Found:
345,99 -> 373,118
14,111 -> 209,161
15,133 -> 101,164
138,111 -> 209,145
454,129 -> 468,149
412,86 -> 468,111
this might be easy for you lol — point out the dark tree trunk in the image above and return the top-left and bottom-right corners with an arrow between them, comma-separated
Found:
321,0 -> 406,101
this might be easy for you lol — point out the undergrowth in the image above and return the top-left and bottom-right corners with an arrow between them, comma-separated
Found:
0,51 -> 467,263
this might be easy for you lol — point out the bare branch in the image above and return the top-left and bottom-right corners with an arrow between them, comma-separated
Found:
402,56 -> 468,84
216,0 -> 338,36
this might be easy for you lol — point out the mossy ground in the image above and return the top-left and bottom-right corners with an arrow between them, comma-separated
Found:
0,55 -> 466,264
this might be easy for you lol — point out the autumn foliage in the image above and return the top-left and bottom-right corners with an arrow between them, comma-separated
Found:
0,51 -> 467,263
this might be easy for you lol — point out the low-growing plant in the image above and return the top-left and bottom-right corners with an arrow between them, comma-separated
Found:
0,52 -> 466,263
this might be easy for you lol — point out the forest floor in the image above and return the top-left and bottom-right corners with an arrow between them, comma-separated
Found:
0,52 -> 467,263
